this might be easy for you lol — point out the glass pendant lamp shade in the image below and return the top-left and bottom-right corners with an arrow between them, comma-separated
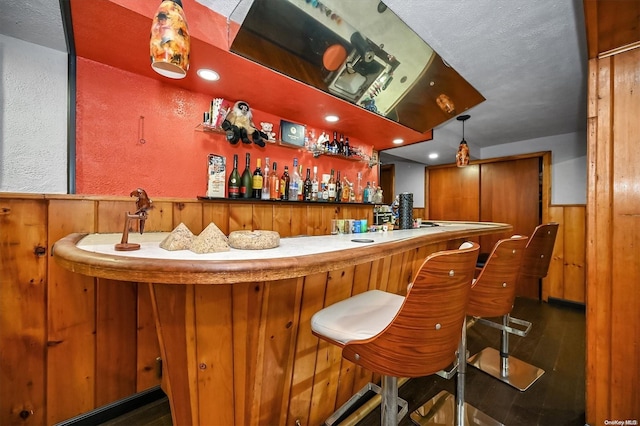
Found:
150,0 -> 190,79
455,114 -> 470,167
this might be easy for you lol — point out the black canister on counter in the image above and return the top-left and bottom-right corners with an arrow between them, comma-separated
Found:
398,192 -> 414,230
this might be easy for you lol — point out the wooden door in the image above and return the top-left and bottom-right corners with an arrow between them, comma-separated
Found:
428,165 -> 480,220
380,164 -> 395,205
480,157 -> 541,297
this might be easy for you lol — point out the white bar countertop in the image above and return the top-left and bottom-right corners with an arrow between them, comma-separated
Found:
76,221 -> 500,261
54,221 -> 510,284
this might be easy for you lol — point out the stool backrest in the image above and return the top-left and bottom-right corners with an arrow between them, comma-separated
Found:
467,236 -> 529,318
519,223 -> 559,279
342,242 -> 480,378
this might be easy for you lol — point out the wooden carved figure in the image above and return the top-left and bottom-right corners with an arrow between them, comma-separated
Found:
115,188 -> 153,251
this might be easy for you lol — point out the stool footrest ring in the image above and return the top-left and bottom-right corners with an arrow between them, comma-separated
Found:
474,315 -> 532,337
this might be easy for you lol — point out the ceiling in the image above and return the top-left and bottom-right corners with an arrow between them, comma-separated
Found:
0,0 -> 587,166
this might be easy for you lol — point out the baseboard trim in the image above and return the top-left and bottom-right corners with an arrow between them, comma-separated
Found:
54,386 -> 166,426
547,297 -> 586,311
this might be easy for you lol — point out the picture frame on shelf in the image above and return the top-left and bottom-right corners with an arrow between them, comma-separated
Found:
279,119 -> 306,147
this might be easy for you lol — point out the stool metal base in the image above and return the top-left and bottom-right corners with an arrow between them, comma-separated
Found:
324,381 -> 408,426
410,391 -> 503,426
467,347 -> 544,391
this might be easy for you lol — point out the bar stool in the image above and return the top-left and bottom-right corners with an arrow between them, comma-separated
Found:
411,235 -> 528,425
311,242 -> 480,426
467,223 -> 558,391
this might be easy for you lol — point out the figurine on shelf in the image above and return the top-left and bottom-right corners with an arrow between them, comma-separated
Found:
115,188 -> 153,251
221,101 -> 268,147
260,122 -> 276,142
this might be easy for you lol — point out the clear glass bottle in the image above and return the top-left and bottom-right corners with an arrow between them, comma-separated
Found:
311,166 -> 319,201
269,162 -> 280,200
297,163 -> 304,201
341,175 -> 351,202
356,172 -> 363,203
289,158 -> 300,201
261,157 -> 271,200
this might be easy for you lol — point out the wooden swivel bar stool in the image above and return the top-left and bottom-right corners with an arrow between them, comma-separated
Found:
467,223 -> 558,391
311,242 -> 480,426
411,236 -> 528,426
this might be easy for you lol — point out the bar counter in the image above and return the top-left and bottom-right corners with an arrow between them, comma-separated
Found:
53,221 -> 510,426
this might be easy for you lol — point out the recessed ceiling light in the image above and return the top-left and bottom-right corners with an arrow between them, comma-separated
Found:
197,68 -> 220,81
325,115 -> 339,122
393,138 -> 404,145
428,153 -> 439,159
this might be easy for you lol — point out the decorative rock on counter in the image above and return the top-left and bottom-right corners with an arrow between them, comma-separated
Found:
190,222 -> 230,253
228,230 -> 280,250
159,222 -> 195,251
159,222 -> 279,253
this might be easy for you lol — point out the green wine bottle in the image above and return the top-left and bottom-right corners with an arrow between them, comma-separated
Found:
240,153 -> 252,198
228,154 -> 240,199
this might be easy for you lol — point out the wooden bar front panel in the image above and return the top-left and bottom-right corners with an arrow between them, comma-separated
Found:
0,194 -> 376,425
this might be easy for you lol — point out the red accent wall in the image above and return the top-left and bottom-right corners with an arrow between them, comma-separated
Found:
75,58 -> 378,198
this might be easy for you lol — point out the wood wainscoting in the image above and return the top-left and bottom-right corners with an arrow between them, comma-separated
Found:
0,194 -> 374,425
425,153 -> 586,303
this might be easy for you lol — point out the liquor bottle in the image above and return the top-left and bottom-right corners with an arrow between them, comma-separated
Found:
269,162 -> 280,200
289,158 -> 301,201
341,175 -> 351,202
261,157 -> 271,200
303,167 -> 312,201
356,172 -> 363,202
368,180 -> 375,203
331,131 -> 338,154
321,181 -> 329,201
298,163 -> 304,201
336,171 -> 342,202
344,137 -> 350,157
240,153 -> 252,198
363,181 -> 371,203
327,169 -> 336,201
280,165 -> 290,201
228,154 -> 240,199
311,166 -> 319,201
338,134 -> 345,155
252,158 -> 263,199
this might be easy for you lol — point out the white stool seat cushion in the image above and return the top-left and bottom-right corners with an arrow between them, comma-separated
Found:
311,290 -> 404,345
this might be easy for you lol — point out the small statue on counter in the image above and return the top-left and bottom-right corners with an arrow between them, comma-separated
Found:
115,188 -> 153,251
221,101 -> 269,147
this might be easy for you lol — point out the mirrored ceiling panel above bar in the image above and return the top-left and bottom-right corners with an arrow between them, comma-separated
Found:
228,0 -> 485,133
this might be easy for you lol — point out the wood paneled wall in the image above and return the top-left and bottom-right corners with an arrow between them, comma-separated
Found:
585,49 -> 640,424
0,194 -> 374,425
424,154 -> 586,303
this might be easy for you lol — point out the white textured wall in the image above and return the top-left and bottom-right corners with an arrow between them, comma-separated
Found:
0,34 -> 68,193
392,160 -> 425,208
480,131 -> 587,205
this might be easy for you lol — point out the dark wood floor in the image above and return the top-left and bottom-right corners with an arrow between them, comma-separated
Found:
100,297 -> 585,426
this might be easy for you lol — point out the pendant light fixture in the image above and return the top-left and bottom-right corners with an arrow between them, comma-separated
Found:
150,0 -> 190,79
455,114 -> 470,167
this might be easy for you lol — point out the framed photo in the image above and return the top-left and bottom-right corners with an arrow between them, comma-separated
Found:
279,120 -> 306,147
